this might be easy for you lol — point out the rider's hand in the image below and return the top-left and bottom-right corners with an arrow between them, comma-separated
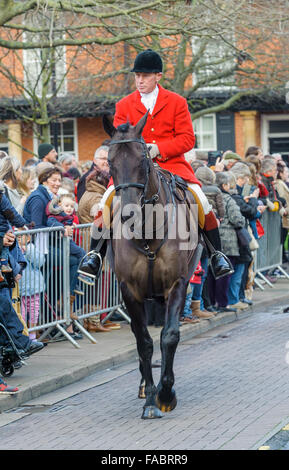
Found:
147,143 -> 160,159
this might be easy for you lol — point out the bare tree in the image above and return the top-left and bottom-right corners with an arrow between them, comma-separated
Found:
1,0 -> 289,151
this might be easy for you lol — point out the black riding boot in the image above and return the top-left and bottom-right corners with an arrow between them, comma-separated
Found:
204,228 -> 234,280
78,229 -> 107,283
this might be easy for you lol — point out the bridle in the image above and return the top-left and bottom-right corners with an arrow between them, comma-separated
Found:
108,136 -> 161,206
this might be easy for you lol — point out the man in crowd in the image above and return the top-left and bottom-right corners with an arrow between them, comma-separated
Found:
38,143 -> 58,164
77,145 -> 109,202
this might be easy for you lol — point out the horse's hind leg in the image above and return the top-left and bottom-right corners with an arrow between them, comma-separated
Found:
120,283 -> 163,419
156,277 -> 187,413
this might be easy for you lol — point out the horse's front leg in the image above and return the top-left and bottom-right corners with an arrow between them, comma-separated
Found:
120,283 -> 163,419
156,277 -> 187,413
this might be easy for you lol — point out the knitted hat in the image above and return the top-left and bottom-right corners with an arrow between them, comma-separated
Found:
131,49 -> 163,73
223,152 -> 242,161
38,143 -> 54,159
195,166 -> 216,185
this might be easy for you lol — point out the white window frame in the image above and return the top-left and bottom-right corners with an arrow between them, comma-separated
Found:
191,36 -> 237,91
261,114 -> 289,156
33,118 -> 78,159
192,113 -> 217,151
23,33 -> 67,98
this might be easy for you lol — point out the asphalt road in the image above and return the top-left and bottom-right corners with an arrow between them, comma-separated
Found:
1,302 -> 289,451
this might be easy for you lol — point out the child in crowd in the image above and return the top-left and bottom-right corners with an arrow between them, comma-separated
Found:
0,181 -> 27,281
45,193 -> 86,295
181,258 -> 215,323
18,232 -> 45,342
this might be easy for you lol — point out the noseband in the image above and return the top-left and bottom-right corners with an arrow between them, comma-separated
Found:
109,137 -> 160,205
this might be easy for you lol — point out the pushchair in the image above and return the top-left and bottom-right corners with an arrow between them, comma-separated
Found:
0,322 -> 28,378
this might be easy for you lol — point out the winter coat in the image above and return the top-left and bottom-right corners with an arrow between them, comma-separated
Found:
77,162 -> 95,202
77,179 -> 107,225
23,184 -> 52,229
275,179 -> 289,229
230,186 -> 256,264
231,186 -> 259,222
201,184 -> 224,219
19,243 -> 45,296
8,240 -> 27,278
4,184 -> 25,215
77,179 -> 107,247
218,192 -> 245,257
195,165 -> 224,218
114,84 -> 200,185
0,184 -> 26,234
260,173 -> 285,208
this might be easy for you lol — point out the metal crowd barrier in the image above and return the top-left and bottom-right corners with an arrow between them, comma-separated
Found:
15,224 -> 130,348
254,210 -> 289,289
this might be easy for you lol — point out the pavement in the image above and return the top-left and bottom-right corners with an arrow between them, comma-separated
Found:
1,272 -> 289,415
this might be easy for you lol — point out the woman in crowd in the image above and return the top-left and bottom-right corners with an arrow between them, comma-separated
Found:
193,165 -> 226,317
227,163 -> 261,308
0,156 -> 26,214
207,172 -> 246,313
18,166 -> 37,198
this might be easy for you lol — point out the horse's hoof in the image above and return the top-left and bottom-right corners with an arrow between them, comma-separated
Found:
155,391 -> 177,413
138,385 -> 146,399
141,405 -> 163,419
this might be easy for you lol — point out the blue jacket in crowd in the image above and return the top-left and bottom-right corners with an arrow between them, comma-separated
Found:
19,243 -> 45,296
23,185 -> 52,229
0,192 -> 26,234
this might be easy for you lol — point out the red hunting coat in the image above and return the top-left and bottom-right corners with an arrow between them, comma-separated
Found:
113,84 -> 201,186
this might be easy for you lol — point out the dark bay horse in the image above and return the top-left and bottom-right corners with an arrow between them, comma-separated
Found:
103,112 -> 203,419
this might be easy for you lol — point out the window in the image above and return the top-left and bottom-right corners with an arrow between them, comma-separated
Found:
23,33 -> 67,97
192,36 -> 236,90
34,119 -> 78,158
193,114 -> 217,150
50,120 -> 76,154
261,114 -> 289,158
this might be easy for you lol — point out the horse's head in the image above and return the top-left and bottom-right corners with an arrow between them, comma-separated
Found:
103,112 -> 151,220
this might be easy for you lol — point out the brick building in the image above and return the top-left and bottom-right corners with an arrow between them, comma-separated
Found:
0,39 -> 289,165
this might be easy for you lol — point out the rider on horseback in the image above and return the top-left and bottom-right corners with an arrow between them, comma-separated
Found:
78,49 -> 233,282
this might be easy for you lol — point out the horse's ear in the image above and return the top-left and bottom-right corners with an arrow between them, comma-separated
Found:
134,111 -> 149,137
103,114 -> 116,137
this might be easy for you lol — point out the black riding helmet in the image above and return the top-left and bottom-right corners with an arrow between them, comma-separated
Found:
131,49 -> 163,73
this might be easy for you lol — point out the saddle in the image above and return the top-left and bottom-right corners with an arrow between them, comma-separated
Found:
102,171 -> 205,229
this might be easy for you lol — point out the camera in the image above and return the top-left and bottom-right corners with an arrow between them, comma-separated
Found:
207,150 -> 223,167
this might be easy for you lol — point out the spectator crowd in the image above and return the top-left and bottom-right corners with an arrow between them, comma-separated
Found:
1,141 -> 289,392
182,146 -> 289,323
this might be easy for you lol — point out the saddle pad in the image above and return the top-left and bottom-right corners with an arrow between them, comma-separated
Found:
102,185 -> 205,229
186,187 -> 205,229
103,188 -> 116,228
